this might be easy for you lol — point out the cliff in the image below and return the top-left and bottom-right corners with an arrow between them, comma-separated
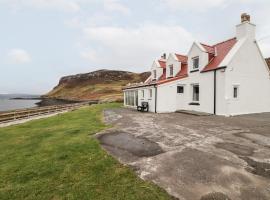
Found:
45,69 -> 150,102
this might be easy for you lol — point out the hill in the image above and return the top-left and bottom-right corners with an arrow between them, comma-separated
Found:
45,69 -> 150,102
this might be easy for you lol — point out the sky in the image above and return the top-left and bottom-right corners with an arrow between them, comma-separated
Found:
1,0 -> 270,94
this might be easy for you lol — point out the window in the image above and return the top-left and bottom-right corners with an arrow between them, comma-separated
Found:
177,86 -> 184,93
125,90 -> 137,106
192,57 -> 199,69
192,85 -> 199,101
149,89 -> 152,98
169,65 -> 173,77
141,90 -> 144,98
153,70 -> 157,79
233,86 -> 239,98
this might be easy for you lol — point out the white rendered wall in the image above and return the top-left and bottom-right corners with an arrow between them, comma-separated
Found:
215,70 -> 227,115
156,71 -> 215,114
224,39 -> 270,115
156,83 -> 178,113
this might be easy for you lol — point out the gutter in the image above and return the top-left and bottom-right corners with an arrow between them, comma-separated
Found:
122,83 -> 156,91
214,70 -> 217,115
154,85 -> 157,113
201,66 -> 227,73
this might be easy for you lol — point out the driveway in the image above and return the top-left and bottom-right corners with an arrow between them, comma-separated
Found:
96,108 -> 270,200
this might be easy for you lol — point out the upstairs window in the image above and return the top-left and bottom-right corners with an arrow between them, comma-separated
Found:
141,90 -> 144,98
177,86 -> 184,94
153,70 -> 157,79
192,57 -> 199,70
192,84 -> 199,101
169,65 -> 173,77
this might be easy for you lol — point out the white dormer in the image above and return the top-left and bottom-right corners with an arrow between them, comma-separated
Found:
151,60 -> 163,80
187,42 -> 209,73
166,53 -> 181,78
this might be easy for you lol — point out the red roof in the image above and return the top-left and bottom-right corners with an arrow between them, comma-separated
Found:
201,43 -> 215,54
175,54 -> 188,63
176,63 -> 187,76
201,38 -> 237,72
125,37 -> 238,89
265,58 -> 270,71
157,63 -> 188,85
158,59 -> 166,68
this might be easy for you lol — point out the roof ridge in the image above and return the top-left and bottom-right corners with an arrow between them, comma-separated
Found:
200,43 -> 214,48
175,53 -> 187,57
213,37 -> 237,46
200,37 -> 236,48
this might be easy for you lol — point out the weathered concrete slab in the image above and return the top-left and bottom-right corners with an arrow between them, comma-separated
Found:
97,108 -> 270,200
96,130 -> 164,162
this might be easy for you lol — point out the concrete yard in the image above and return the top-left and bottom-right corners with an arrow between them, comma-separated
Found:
96,108 -> 270,200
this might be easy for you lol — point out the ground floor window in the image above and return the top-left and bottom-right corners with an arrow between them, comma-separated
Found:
233,86 -> 239,99
177,86 -> 184,94
192,84 -> 199,101
125,90 -> 138,106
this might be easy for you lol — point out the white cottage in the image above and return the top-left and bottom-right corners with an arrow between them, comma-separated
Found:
123,14 -> 270,116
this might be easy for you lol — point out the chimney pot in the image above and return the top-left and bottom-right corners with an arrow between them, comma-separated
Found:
241,13 -> 250,23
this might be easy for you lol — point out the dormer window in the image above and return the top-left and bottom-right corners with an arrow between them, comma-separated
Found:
153,70 -> 157,80
169,65 -> 173,77
192,57 -> 199,70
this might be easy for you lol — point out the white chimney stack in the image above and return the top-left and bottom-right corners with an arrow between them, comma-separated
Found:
236,13 -> 256,41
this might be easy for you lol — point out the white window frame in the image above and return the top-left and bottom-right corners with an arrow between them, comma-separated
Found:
141,90 -> 144,99
192,84 -> 200,102
192,57 -> 199,70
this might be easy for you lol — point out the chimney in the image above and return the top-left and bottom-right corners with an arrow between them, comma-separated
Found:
236,13 -> 256,40
241,13 -> 250,23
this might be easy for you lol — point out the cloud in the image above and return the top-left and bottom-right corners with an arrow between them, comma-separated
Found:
7,49 -> 32,64
103,0 -> 130,15
162,0 -> 229,12
81,24 -> 194,71
6,0 -> 81,12
80,49 -> 98,62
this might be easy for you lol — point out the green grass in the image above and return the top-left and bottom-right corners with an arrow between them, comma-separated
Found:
0,103 -> 171,200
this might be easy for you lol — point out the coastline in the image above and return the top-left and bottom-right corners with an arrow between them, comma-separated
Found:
35,98 -> 82,107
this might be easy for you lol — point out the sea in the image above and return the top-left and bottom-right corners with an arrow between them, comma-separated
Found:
0,94 -> 40,112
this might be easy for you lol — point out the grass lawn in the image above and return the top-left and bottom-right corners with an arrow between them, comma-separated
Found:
0,103 -> 171,200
